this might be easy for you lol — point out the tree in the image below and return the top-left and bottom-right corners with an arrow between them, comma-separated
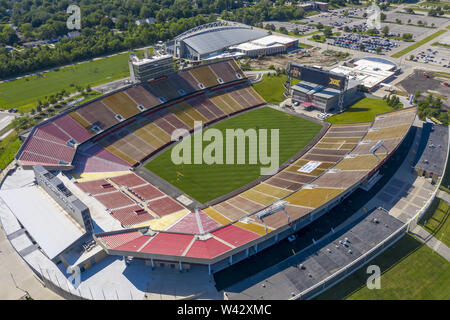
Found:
359,43 -> 365,51
382,25 -> 389,37
367,28 -> 378,36
323,26 -> 333,38
376,46 -> 382,54
409,54 -> 415,60
402,33 -> 413,41
316,22 -> 324,30
414,90 -> 421,99
380,12 -> 386,21
279,26 -> 288,34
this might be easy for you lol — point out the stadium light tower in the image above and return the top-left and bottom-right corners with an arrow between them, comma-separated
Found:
256,201 -> 290,233
370,140 -> 388,162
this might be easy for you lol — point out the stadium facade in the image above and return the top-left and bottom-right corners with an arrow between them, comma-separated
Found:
287,64 -> 363,113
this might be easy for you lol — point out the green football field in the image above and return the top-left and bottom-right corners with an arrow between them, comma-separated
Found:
0,52 -> 132,112
315,234 -> 450,300
145,107 -> 322,203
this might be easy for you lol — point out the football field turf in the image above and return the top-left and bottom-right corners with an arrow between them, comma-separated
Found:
144,107 -> 322,203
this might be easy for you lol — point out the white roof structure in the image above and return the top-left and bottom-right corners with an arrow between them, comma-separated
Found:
0,186 -> 85,259
230,34 -> 296,52
130,54 -> 172,66
179,22 -> 268,55
331,58 -> 396,90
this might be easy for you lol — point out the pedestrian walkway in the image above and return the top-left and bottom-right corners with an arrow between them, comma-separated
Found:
0,226 -> 63,300
410,225 -> 450,262
437,190 -> 450,204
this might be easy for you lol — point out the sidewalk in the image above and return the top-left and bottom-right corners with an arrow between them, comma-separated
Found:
410,225 -> 450,262
437,190 -> 450,204
0,226 -> 63,300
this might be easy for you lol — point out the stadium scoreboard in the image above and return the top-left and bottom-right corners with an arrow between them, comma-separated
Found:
287,63 -> 347,90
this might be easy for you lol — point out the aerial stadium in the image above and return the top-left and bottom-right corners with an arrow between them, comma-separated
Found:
1,17 -> 448,300
0,54 -> 436,299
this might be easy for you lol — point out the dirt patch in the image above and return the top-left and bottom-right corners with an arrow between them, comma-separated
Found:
244,49 -> 346,71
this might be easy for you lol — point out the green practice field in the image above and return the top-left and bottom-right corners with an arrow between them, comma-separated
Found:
315,234 -> 450,300
145,107 -> 322,203
0,52 -> 133,112
327,97 -> 396,124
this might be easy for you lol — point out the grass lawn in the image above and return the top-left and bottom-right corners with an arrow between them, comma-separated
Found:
0,52 -> 134,112
432,42 -> 450,49
391,29 -> 447,58
145,107 -> 322,203
315,234 -> 450,300
327,97 -> 396,124
253,74 -> 288,105
252,74 -> 299,105
0,132 -> 22,170
419,197 -> 450,247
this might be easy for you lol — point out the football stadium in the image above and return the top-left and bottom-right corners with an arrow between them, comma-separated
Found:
0,56 -> 447,301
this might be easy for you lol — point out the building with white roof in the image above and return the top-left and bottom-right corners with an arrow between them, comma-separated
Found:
331,57 -> 397,90
230,35 -> 299,57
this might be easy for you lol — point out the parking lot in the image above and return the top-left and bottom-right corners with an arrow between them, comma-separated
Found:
399,69 -> 450,107
0,112 -> 17,133
262,21 -> 315,34
385,11 -> 445,28
331,33 -> 400,53
303,11 -> 361,28
346,19 -> 433,40
412,45 -> 450,68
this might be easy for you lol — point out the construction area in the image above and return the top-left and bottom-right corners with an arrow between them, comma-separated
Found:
241,48 -> 349,71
